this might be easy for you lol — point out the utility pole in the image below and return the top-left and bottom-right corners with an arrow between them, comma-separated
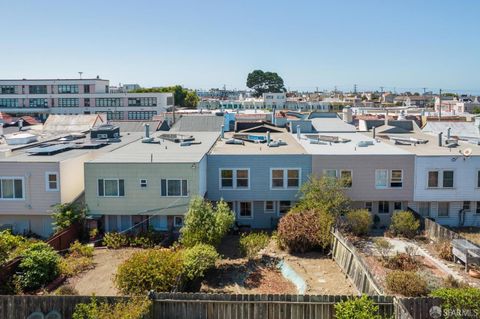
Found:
438,88 -> 442,120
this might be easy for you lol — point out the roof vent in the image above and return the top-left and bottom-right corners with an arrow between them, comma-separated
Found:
357,140 -> 374,147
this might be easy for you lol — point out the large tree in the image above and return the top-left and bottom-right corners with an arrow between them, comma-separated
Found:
132,85 -> 199,109
246,70 -> 286,97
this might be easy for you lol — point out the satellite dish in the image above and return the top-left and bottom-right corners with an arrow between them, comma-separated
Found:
463,148 -> 473,157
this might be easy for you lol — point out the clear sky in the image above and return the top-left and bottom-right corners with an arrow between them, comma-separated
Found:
1,0 -> 479,93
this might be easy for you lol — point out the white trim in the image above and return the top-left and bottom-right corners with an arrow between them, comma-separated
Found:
219,168 -> 250,190
0,176 -> 25,200
140,178 -> 148,188
322,169 -> 353,188
264,200 -> 275,213
161,178 -> 188,197
45,172 -> 59,192
173,216 -> 184,227
269,168 -> 301,190
375,169 -> 403,189
97,178 -> 124,197
277,200 -> 292,217
237,201 -> 254,219
389,169 -> 403,189
426,169 -> 455,189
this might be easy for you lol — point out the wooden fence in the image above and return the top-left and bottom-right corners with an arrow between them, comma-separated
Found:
331,228 -> 383,295
424,218 -> 460,242
395,297 -> 442,319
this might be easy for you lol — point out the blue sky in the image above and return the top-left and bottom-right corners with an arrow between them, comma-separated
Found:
1,0 -> 479,93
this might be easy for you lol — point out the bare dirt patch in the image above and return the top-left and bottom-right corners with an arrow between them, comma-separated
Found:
61,247 -> 141,296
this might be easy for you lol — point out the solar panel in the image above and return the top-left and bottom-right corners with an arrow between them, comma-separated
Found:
26,144 -> 72,155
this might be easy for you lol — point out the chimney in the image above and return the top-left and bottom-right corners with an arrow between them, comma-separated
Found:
267,131 -> 271,144
221,125 -> 225,139
438,132 -> 443,147
18,119 -> 23,131
144,124 -> 150,138
296,125 -> 301,139
372,126 -> 376,139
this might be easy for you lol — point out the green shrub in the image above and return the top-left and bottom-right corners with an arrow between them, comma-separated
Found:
373,238 -> 393,261
115,249 -> 184,294
0,230 -> 26,264
69,240 -> 94,258
430,287 -> 480,319
51,203 -> 85,233
239,232 -> 270,259
345,209 -> 372,236
103,232 -> 129,249
386,270 -> 428,296
182,244 -> 219,281
180,197 -> 235,247
72,297 -> 151,319
277,209 -> 333,253
59,256 -> 93,277
334,295 -> 382,319
384,253 -> 418,271
389,211 -> 419,238
17,242 -> 60,291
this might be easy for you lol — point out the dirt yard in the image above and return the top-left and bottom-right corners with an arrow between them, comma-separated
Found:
61,248 -> 140,296
201,235 -> 357,295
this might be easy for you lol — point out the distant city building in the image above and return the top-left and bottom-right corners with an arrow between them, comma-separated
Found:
0,78 -> 173,121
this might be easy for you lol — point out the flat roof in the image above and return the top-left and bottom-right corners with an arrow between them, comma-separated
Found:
0,133 -> 142,163
365,131 -> 480,156
89,131 -> 220,163
210,131 -> 307,155
296,132 -> 412,155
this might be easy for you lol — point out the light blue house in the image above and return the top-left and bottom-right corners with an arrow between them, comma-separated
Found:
207,127 -> 310,229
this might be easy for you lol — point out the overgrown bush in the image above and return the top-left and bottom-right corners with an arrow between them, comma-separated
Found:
334,295 -> 382,319
59,241 -> 94,277
443,275 -> 468,289
239,232 -> 270,259
17,242 -> 60,291
182,244 -> 219,281
115,249 -> 184,295
435,241 -> 454,261
103,232 -> 129,249
0,230 -> 26,264
69,240 -> 94,258
51,203 -> 85,233
54,284 -> 79,295
373,238 -> 393,261
345,209 -> 372,236
72,297 -> 151,319
277,209 -> 333,253
431,288 -> 480,319
180,197 -> 235,247
384,253 -> 418,271
389,211 -> 419,238
385,270 -> 428,296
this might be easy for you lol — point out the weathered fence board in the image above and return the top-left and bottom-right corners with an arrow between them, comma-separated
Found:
424,218 -> 460,242
331,228 -> 383,295
396,297 -> 442,319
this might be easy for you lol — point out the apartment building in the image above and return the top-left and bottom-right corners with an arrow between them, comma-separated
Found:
207,125 -> 310,229
84,130 -> 219,232
0,78 -> 174,121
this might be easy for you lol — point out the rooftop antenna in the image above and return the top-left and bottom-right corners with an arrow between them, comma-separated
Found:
380,86 -> 384,94
78,72 -> 83,79
422,87 -> 427,94
353,84 -> 357,94
438,88 -> 442,120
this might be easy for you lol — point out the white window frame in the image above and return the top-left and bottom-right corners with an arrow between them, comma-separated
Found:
219,168 -> 250,190
437,202 -> 450,218
0,176 -> 25,200
477,170 -> 480,188
375,169 -> 403,189
264,201 -> 275,213
45,172 -> 59,192
98,178 -> 124,197
427,169 -> 455,189
140,179 -> 148,188
161,179 -> 188,197
324,169 -> 352,188
375,169 -> 388,189
277,200 -> 292,216
174,216 -> 184,227
270,168 -> 301,190
237,201 -> 254,219
390,169 -> 403,188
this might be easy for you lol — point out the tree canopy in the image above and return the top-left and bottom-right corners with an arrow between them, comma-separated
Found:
132,85 -> 199,108
246,70 -> 286,97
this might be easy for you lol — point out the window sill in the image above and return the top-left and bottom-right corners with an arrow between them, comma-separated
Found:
0,198 -> 25,201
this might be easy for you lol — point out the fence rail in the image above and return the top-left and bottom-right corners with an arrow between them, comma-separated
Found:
424,218 -> 460,242
331,228 -> 383,295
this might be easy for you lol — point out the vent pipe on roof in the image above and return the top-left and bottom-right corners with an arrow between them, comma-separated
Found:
267,131 -> 271,144
447,127 -> 451,140
145,124 -> 150,138
297,125 -> 301,140
221,125 -> 225,139
372,126 -> 376,139
438,132 -> 443,147
272,108 -> 276,126
18,119 -> 23,131
0,123 -> 3,136
384,110 -> 388,126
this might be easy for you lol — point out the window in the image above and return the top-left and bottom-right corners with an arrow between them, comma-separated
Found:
57,98 -> 79,107
378,201 -> 390,214
390,170 -> 403,188
29,98 -> 48,108
140,179 -> 147,188
438,202 -> 449,217
428,171 -> 439,188
265,201 -> 274,212
0,177 -> 23,199
463,201 -> 471,211
324,169 -> 337,179
394,202 -> 402,211
128,97 -> 157,107
95,98 -> 122,107
0,85 -> 15,94
174,216 -> 184,227
84,98 -> 90,107
220,169 -> 249,189
83,85 -> 90,93
278,201 -> 291,215
418,202 -> 430,217
340,170 -> 352,188
271,169 -> 300,189
29,85 -> 47,94
365,202 -> 373,212
375,169 -> 388,188
238,202 -> 253,218
0,98 -> 19,108
225,201 -> 234,212
476,202 -> 480,214
58,84 -> 78,94
478,171 -> 480,188
127,111 -> 157,120
46,173 -> 59,191
98,179 -> 125,197
443,171 -> 454,188
161,179 -> 188,197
